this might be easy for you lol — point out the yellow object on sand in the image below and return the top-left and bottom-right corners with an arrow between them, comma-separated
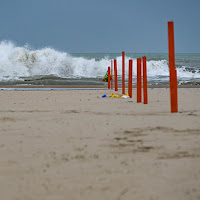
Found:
109,93 -> 129,98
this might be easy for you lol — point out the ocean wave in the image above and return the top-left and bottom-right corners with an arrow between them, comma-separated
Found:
0,41 -> 199,82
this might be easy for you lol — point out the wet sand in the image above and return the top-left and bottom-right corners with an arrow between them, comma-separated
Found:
0,88 -> 200,200
1,84 -> 200,88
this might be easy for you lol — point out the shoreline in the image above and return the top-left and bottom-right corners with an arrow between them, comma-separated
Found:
0,84 -> 200,89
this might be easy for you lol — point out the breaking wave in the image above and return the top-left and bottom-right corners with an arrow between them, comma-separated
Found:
0,41 -> 199,83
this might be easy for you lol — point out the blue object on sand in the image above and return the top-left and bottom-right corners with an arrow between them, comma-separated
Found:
102,95 -> 107,98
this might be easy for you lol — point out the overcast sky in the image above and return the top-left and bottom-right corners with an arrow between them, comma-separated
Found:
0,0 -> 200,53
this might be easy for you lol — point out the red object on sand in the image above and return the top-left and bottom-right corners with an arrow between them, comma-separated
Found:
137,58 -> 142,103
114,59 -> 118,91
168,21 -> 178,113
129,60 -> 132,98
108,67 -> 110,89
122,51 -> 125,94
128,62 -> 130,96
143,56 -> 148,104
111,60 -> 113,89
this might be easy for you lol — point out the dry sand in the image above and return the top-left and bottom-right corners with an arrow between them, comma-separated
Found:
0,88 -> 200,200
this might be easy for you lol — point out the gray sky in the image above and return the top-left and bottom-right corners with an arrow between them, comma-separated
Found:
0,0 -> 200,53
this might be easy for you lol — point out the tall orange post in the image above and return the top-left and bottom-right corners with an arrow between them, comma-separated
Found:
168,21 -> 178,113
128,61 -> 130,95
142,56 -> 148,104
122,51 -> 125,94
108,67 -> 110,89
129,60 -> 133,98
137,58 -> 142,103
174,70 -> 178,110
114,59 -> 118,91
111,60 -> 113,89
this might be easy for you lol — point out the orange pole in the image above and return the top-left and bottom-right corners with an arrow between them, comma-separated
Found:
137,58 -> 142,103
129,60 -> 132,98
142,56 -> 148,104
108,67 -> 110,89
114,59 -> 118,91
128,61 -> 130,95
174,70 -> 178,111
122,51 -> 125,94
111,60 -> 113,89
168,21 -> 178,113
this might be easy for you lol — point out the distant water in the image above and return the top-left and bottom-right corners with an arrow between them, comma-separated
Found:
0,41 -> 200,86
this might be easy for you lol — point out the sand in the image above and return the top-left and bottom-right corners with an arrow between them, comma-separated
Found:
0,88 -> 200,200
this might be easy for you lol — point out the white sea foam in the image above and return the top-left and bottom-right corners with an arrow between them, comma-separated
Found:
0,41 -> 199,82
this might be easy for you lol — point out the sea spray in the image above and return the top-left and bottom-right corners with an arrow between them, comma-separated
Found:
0,41 -> 200,85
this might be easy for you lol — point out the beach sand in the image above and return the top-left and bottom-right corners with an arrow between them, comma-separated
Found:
0,88 -> 200,200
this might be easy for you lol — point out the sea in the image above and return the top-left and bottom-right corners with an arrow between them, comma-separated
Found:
0,41 -> 200,86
